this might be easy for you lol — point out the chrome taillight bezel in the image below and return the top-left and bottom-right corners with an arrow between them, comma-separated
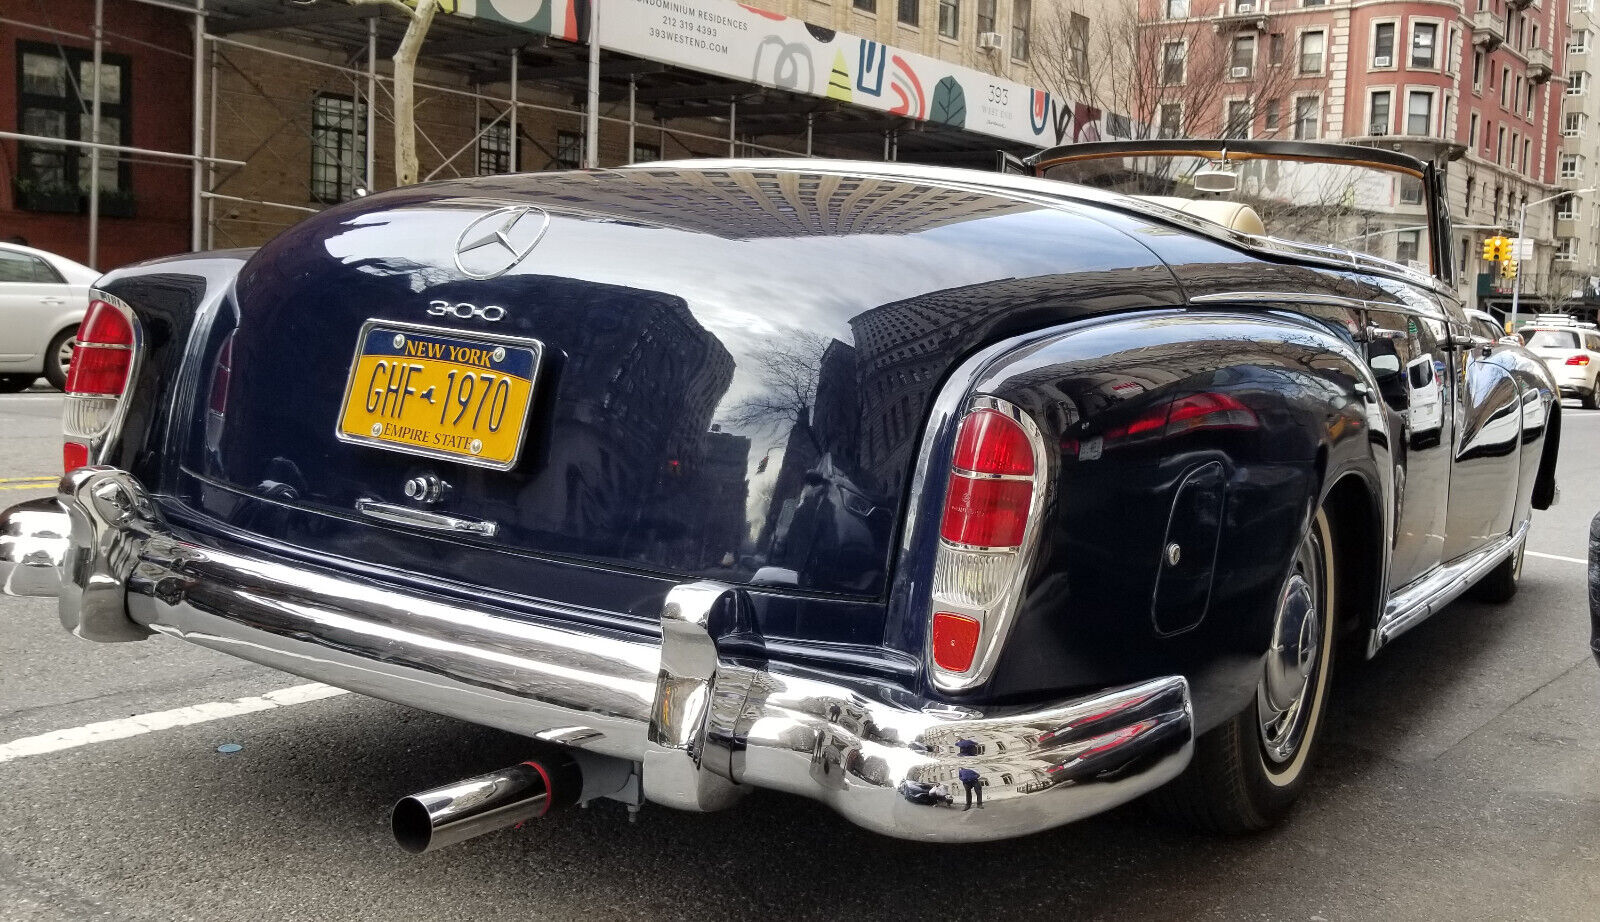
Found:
63,289 -> 143,468
927,394 -> 1050,692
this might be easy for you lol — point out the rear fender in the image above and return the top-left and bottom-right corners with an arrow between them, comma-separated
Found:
899,311 -> 1388,732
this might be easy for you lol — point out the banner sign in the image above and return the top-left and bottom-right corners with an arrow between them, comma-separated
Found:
442,0 -> 1127,147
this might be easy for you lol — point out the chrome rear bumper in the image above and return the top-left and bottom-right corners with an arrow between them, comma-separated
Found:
2,468 -> 1194,843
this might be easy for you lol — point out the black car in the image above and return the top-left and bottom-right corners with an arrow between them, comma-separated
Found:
0,140 -> 1561,848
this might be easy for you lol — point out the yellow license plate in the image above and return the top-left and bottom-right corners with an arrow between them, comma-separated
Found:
336,323 -> 543,470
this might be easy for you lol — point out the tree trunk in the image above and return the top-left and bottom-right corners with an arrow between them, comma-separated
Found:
390,0 -> 439,187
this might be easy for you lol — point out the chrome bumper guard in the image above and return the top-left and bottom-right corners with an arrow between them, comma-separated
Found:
2,468 -> 1194,842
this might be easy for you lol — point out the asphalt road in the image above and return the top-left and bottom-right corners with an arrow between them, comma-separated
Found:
2,391 -> 1598,922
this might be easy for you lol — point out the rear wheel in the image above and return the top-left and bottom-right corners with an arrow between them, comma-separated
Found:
44,329 -> 74,391
1154,508 -> 1336,834
1469,541 -> 1523,604
1584,388 -> 1599,411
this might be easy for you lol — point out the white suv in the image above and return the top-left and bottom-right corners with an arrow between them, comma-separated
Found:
1520,316 -> 1600,409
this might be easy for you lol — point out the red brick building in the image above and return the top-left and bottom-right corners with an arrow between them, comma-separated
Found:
1139,0 -> 1567,307
1,1 -> 194,270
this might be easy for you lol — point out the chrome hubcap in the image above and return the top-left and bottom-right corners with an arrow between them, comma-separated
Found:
1258,530 -> 1325,766
58,338 -> 74,375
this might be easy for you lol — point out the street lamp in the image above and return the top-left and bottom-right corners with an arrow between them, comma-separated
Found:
1511,187 -> 1595,332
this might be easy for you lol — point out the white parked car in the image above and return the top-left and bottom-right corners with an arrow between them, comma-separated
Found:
0,243 -> 98,392
1519,315 -> 1600,409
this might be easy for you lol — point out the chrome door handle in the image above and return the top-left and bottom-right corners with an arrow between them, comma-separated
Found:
1357,323 -> 1405,342
40,297 -> 66,305
355,498 -> 498,537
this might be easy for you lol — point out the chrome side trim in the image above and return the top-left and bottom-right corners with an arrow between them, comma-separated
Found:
1369,520 -> 1530,654
355,498 -> 499,537
1188,289 -> 1451,323
0,497 -> 67,597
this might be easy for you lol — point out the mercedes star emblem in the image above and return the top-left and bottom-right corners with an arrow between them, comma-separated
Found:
453,205 -> 551,280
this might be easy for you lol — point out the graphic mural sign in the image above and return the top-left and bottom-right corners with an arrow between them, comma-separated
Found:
602,0 -> 1113,147
438,0 -> 1128,147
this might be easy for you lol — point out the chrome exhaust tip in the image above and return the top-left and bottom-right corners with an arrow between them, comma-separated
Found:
392,755 -> 581,854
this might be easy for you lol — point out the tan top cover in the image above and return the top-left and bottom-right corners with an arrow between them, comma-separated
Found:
1140,195 -> 1267,236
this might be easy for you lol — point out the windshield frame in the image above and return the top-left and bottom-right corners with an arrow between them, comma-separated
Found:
1027,139 -> 1450,287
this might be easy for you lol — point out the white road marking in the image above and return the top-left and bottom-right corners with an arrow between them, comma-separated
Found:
0,683 -> 350,763
1527,550 -> 1588,565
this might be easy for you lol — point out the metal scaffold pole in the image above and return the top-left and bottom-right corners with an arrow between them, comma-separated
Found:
366,16 -> 377,189
190,0 -> 205,251
627,78 -> 636,164
510,49 -> 519,170
585,0 -> 599,168
88,0 -> 104,269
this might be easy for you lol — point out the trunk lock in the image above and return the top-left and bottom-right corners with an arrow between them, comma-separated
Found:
403,473 -> 451,505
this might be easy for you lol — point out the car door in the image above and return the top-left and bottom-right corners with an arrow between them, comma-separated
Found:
0,249 -> 67,366
1362,301 -> 1453,590
1441,306 -> 1521,561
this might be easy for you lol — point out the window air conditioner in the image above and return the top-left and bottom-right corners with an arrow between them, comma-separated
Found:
977,32 -> 1004,50
1370,123 -> 1388,135
1231,65 -> 1251,78
1374,55 -> 1392,67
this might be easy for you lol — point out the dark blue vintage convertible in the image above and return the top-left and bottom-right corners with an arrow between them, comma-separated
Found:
0,140 -> 1561,848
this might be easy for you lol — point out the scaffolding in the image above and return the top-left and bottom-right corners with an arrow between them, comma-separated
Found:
5,0 -> 1040,268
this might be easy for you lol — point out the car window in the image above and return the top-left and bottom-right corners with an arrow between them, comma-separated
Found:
1526,330 -> 1580,349
0,250 -> 64,284
1474,318 -> 1502,341
1587,334 -> 1600,352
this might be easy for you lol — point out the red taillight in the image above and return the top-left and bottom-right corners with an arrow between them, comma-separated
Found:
940,409 -> 1037,550
65,300 -> 134,396
1567,355 -> 1591,366
952,409 -> 1035,476
63,441 -> 89,472
940,476 -> 1033,547
931,612 -> 982,672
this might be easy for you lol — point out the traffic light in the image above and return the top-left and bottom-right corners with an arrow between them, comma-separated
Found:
1482,236 -> 1509,261
1501,258 -> 1518,280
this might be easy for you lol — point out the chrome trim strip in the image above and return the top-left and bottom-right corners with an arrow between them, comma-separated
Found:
12,467 -> 1198,843
1370,520 -> 1530,654
355,498 -> 499,537
1188,289 -> 1450,323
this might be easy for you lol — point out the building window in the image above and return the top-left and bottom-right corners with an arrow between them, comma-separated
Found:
1234,0 -> 1255,12
1559,194 -> 1580,220
1510,131 -> 1520,168
1230,34 -> 1255,78
1465,176 -> 1474,216
1470,112 -> 1480,146
1447,25 -> 1462,73
1374,22 -> 1396,67
1166,0 -> 1188,17
898,0 -> 919,26
854,0 -> 876,12
1561,154 -> 1582,178
1263,98 -> 1280,131
1396,229 -> 1421,265
555,130 -> 584,170
1472,50 -> 1483,89
632,142 -> 660,163
1369,90 -> 1392,134
1406,90 -> 1433,135
1270,32 -> 1284,65
1303,0 -> 1325,6
477,118 -> 512,175
311,93 -> 366,203
1566,112 -> 1584,136
1411,22 -> 1438,69
1501,67 -> 1512,105
1571,29 -> 1590,55
1293,96 -> 1318,139
1067,13 -> 1089,74
1299,31 -> 1325,74
939,0 -> 959,37
1557,238 -> 1578,261
1011,0 -> 1031,60
977,0 -> 995,33
16,42 -> 132,199
1162,42 -> 1186,85
1523,138 -> 1532,171
1497,125 -> 1506,162
1225,99 -> 1252,138
1569,71 -> 1588,95
1158,102 -> 1183,138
